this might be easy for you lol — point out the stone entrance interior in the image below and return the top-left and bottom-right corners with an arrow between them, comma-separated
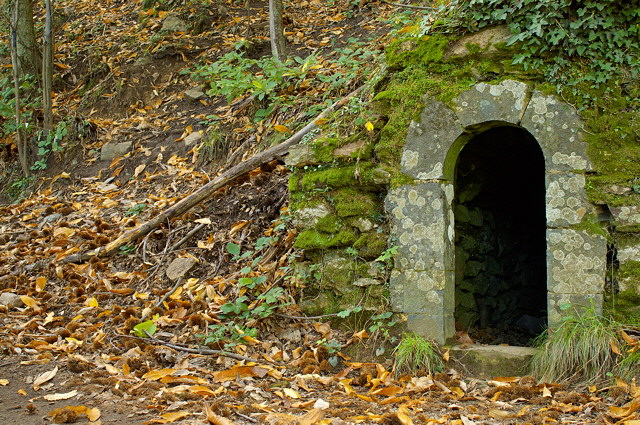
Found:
454,126 -> 547,344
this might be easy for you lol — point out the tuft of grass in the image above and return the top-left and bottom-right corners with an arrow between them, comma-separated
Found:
531,306 -> 637,385
393,333 -> 443,376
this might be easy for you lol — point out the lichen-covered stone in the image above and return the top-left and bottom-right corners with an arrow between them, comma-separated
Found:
401,98 -> 463,180
385,183 -> 453,270
547,293 -> 603,329
610,206 -> 640,226
406,313 -> 455,345
286,144 -> 318,167
521,91 -> 591,172
546,173 -> 590,226
291,201 -> 332,229
547,229 -> 606,294
453,80 -> 530,128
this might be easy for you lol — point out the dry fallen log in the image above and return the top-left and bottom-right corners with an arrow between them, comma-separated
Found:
61,85 -> 365,264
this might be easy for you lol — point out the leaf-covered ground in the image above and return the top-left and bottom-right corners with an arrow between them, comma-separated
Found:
1,0 -> 639,423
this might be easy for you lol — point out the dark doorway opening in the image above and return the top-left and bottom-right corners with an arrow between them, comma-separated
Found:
454,125 -> 547,346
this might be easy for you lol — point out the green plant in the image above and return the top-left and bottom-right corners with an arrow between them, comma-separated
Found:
125,203 -> 147,216
530,305 -> 635,384
317,338 -> 342,367
439,0 -> 638,88
32,120 -> 69,170
393,332 -> 443,376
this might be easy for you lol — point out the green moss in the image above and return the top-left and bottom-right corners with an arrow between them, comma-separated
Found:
385,35 -> 449,69
353,232 -> 388,259
333,189 -> 378,217
315,214 -> 343,233
310,134 -> 374,163
571,214 -> 611,241
300,164 -> 377,191
294,228 -> 358,250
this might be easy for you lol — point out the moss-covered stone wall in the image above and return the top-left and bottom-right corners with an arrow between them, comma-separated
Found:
288,27 -> 640,326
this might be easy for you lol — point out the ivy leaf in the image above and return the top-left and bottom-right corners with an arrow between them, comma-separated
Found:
131,320 -> 157,337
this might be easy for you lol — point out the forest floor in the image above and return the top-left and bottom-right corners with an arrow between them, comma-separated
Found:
1,0 -> 639,424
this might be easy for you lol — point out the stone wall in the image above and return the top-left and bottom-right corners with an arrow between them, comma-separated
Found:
287,32 -> 640,342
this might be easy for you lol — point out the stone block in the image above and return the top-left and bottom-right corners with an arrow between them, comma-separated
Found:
401,98 -> 463,180
100,141 -> 132,161
616,234 -> 640,264
521,91 -> 591,172
546,172 -> 590,226
385,183 -> 454,270
407,313 -> 455,345
453,80 -> 529,128
547,293 -> 603,329
285,144 -> 318,168
291,202 -> 332,229
449,345 -> 537,379
547,229 -> 606,294
610,206 -> 640,227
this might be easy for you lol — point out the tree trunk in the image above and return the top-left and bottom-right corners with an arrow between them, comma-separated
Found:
42,0 -> 54,134
268,0 -> 286,61
14,0 -> 40,78
10,1 -> 30,176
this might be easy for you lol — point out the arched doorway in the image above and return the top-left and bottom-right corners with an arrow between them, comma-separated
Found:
386,80 -> 606,345
453,126 -> 546,344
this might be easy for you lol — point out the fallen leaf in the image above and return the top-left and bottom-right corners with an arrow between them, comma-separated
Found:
86,407 -> 101,421
274,124 -> 291,133
34,366 -> 59,388
145,411 -> 191,424
44,390 -> 78,401
20,295 -> 41,311
542,386 -> 552,398
204,404 -> 237,425
35,276 -> 47,291
142,368 -> 177,381
0,379 -> 8,386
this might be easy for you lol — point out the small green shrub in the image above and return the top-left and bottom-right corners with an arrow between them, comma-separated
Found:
531,306 -> 638,384
393,333 -> 443,376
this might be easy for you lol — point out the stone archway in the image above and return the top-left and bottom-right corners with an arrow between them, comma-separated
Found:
386,80 -> 606,344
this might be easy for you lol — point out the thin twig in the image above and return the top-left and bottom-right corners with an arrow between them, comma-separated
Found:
155,276 -> 184,308
170,222 -> 206,252
235,412 -> 258,423
118,334 -> 269,363
0,361 -> 18,367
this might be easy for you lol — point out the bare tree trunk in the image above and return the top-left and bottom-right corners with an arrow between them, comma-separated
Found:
42,0 -> 54,134
10,2 -> 30,176
14,0 -> 40,78
268,0 -> 286,61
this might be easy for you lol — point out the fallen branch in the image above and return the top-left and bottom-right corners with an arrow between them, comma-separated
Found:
61,85 -> 365,264
119,334 -> 268,363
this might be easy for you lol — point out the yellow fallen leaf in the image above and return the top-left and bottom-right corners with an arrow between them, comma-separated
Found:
542,386 -> 552,397
283,388 -> 301,399
134,291 -> 149,300
340,379 -> 356,396
142,368 -> 177,381
188,385 -> 218,397
35,276 -> 47,292
86,297 -> 99,307
365,121 -> 374,132
65,337 -> 83,345
0,379 -> 8,386
146,411 -> 191,423
18,388 -> 27,395
20,295 -> 41,311
86,407 -> 101,421
396,406 -> 414,425
274,124 -> 291,133
204,404 -> 237,425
